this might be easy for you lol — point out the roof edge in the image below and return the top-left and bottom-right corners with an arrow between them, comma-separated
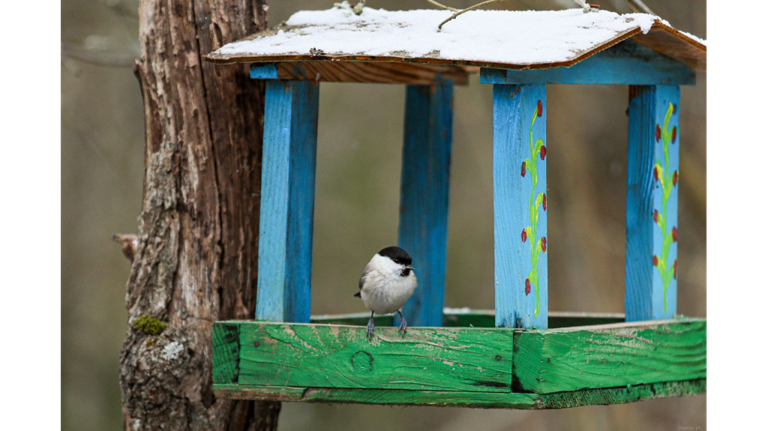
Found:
205,18 -> 706,73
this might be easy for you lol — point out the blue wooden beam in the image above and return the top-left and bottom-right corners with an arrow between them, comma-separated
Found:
492,84 -> 548,329
625,85 -> 680,321
398,84 -> 453,327
250,63 -> 278,80
480,41 -> 695,86
256,80 -> 320,323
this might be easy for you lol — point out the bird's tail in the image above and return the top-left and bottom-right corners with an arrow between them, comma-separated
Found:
353,291 -> 361,298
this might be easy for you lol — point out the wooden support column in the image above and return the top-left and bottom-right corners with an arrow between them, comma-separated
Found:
398,83 -> 453,327
626,85 -> 680,321
492,84 -> 548,329
256,80 -> 320,323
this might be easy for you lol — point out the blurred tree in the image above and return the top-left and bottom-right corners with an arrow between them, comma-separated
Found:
118,1 -> 280,430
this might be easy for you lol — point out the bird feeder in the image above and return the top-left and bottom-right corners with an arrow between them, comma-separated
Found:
207,7 -> 706,409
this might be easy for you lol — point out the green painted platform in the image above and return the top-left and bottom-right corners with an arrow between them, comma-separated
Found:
213,310 -> 706,409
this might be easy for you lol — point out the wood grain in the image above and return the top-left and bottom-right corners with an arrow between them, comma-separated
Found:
398,84 -> 453,327
120,1 -> 281,429
250,61 -> 472,85
256,80 -> 320,323
234,321 -> 515,392
625,85 -> 680,321
513,318 -> 706,394
480,40 -> 695,86
207,21 -> 704,73
212,323 -> 240,384
214,378 -> 705,409
492,84 -> 548,329
212,317 -> 706,407
539,378 -> 705,409
634,24 -> 706,71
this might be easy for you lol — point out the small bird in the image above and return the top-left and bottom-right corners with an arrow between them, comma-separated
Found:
354,246 -> 417,340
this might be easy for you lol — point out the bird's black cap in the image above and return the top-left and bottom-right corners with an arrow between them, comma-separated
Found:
377,246 -> 412,265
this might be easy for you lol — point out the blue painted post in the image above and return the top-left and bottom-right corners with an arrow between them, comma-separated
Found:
256,80 -> 320,323
492,84 -> 548,329
626,85 -> 680,321
397,84 -> 453,327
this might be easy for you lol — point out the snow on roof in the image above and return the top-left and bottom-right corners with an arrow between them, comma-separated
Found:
207,5 -> 706,71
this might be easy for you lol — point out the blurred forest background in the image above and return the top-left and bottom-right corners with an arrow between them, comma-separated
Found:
62,0 -> 706,429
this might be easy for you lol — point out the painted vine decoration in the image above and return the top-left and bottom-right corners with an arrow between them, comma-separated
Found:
520,99 -> 546,317
653,102 -> 679,312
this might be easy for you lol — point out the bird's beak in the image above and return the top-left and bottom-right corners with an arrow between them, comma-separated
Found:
405,265 -> 415,270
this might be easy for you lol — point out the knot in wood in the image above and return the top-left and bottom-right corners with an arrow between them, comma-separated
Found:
351,351 -> 374,373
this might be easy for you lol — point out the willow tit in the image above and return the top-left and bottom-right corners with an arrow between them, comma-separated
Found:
354,246 -> 417,340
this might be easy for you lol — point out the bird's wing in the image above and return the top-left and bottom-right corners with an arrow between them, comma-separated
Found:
357,261 -> 376,293
354,271 -> 367,298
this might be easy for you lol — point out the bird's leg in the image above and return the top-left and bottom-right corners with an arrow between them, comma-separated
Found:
397,310 -> 408,336
366,311 -> 375,340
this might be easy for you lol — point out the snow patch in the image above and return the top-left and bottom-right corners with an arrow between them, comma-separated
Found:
679,29 -> 707,46
213,5 -> 678,67
443,307 -> 473,314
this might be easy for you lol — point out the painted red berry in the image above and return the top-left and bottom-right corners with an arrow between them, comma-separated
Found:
652,255 -> 658,267
540,145 -> 547,160
521,161 -> 526,177
537,100 -> 543,117
525,279 -> 531,295
672,227 -> 678,242
673,171 -> 678,186
674,260 -> 678,279
671,127 -> 677,144
653,209 -> 658,223
653,166 -> 659,181
655,125 -> 661,142
542,194 -> 547,211
521,229 -> 527,243
541,237 -> 547,253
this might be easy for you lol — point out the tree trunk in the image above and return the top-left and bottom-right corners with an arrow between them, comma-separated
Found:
120,1 -> 280,429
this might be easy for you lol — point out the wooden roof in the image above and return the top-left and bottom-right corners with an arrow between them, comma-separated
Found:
207,8 -> 706,72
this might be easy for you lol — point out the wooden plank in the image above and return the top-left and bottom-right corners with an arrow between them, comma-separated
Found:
206,15 -> 644,70
214,378 -> 705,409
633,24 -> 706,72
480,40 -> 695,86
547,311 -> 624,328
309,310 -> 491,328
446,311 -> 625,329
250,62 -> 472,85
208,15 -> 705,74
256,80 -> 320,323
212,323 -> 240,384
513,318 -> 706,394
236,321 -> 515,392
301,387 -> 535,408
492,84 -> 548,329
249,63 -> 278,79
312,310 -> 623,329
625,85 -> 680,321
441,309 -> 495,328
214,385 -> 307,402
398,84 -> 453,327
310,313 -> 394,327
538,378 -> 705,409
213,384 -> 537,408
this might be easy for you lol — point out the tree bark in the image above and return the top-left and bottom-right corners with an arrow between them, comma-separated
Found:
120,1 -> 280,429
